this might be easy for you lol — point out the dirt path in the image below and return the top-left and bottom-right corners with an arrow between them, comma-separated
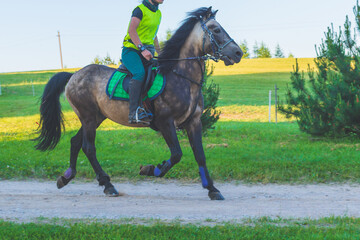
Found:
1,180 -> 360,224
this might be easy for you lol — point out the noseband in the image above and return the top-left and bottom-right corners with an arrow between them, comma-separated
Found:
199,16 -> 235,62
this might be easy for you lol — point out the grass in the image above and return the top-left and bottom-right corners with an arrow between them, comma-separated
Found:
1,217 -> 360,239
1,58 -> 359,184
1,58 -> 360,237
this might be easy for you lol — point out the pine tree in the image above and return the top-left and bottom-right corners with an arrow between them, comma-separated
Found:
239,40 -> 250,58
279,1 -> 360,137
257,42 -> 272,58
274,44 -> 285,58
253,41 -> 259,58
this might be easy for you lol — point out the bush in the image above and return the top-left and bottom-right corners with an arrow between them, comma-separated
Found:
201,62 -> 221,135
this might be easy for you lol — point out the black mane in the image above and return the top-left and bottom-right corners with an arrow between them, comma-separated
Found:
158,7 -> 215,75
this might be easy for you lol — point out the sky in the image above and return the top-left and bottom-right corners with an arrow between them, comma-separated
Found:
0,0 -> 356,73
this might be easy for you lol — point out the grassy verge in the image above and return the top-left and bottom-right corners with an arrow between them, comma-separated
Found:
1,217 -> 360,240
1,115 -> 359,183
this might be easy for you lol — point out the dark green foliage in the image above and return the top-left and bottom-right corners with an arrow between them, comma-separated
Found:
279,1 -> 360,137
201,63 -> 221,135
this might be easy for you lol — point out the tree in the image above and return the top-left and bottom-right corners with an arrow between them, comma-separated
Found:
159,28 -> 172,50
279,1 -> 360,137
253,41 -> 259,58
257,42 -> 272,58
288,53 -> 294,58
201,62 -> 221,135
102,53 -> 116,65
91,54 -> 116,65
239,40 -> 250,58
274,44 -> 285,58
92,55 -> 102,65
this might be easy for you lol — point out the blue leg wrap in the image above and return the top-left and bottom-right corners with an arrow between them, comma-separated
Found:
199,167 -> 209,188
154,159 -> 172,177
64,168 -> 73,179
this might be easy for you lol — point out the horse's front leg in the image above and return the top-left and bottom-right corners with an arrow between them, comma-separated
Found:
139,118 -> 182,177
185,117 -> 225,200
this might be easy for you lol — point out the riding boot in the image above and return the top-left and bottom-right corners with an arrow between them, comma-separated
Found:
128,79 -> 152,124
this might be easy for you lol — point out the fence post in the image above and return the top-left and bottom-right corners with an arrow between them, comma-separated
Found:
269,90 -> 272,123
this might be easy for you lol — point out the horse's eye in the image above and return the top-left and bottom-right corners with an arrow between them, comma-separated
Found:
214,28 -> 221,34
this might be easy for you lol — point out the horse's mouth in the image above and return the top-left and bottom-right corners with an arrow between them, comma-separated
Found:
222,56 -> 236,66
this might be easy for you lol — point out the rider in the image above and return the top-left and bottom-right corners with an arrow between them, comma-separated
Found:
122,0 -> 163,124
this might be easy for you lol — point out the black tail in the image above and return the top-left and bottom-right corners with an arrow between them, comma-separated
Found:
34,72 -> 73,151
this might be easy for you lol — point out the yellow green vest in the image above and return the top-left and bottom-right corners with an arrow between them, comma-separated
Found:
123,4 -> 162,50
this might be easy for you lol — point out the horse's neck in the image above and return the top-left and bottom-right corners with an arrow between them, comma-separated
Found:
175,24 -> 204,81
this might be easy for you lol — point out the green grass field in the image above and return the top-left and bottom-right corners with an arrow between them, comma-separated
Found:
0,58 -> 359,183
1,58 -> 360,238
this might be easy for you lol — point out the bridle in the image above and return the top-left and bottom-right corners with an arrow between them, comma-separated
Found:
198,15 -> 235,62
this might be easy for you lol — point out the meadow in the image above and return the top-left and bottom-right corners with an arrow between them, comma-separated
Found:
1,58 -> 360,238
1,58 -> 359,183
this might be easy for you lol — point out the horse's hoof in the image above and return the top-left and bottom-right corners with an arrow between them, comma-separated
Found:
56,176 -> 67,189
139,164 -> 155,176
208,191 -> 225,200
104,186 -> 120,197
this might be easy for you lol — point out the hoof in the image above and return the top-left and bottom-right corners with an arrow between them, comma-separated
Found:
208,191 -> 225,200
104,186 -> 120,197
56,176 -> 67,189
57,168 -> 76,189
139,164 -> 155,176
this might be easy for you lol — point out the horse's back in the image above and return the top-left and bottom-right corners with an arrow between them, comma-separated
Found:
65,64 -> 140,127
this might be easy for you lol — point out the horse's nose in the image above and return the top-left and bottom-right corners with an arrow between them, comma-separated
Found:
236,50 -> 243,58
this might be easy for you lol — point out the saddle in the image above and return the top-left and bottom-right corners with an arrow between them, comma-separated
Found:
115,61 -> 158,98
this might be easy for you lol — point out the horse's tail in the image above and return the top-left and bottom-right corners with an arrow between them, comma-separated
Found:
34,72 -> 73,151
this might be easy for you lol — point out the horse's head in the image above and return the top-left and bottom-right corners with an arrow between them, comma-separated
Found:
198,7 -> 243,66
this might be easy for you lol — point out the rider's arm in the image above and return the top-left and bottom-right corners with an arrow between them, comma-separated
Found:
128,17 -> 153,60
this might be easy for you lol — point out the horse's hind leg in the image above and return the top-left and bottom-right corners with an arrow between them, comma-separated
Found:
57,127 -> 83,189
185,118 -> 224,200
139,118 -> 182,177
81,118 -> 119,197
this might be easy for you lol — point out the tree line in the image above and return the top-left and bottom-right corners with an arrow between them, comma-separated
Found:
239,40 -> 294,59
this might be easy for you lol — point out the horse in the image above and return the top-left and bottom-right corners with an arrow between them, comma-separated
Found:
34,7 -> 243,200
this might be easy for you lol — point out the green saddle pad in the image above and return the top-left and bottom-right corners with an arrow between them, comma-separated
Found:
106,69 -> 166,101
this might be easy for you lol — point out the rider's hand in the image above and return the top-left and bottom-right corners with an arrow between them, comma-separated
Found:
141,49 -> 153,61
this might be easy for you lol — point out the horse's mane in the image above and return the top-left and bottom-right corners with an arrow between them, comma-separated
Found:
158,7 -> 215,75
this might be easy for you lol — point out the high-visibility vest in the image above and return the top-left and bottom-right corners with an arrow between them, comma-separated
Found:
123,4 -> 162,50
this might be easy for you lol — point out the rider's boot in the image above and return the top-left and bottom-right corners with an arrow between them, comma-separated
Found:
128,79 -> 152,124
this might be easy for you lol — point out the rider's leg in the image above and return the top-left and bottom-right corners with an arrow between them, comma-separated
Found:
121,48 -> 151,124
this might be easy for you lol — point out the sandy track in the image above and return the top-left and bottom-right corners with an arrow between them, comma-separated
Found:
1,180 -> 360,223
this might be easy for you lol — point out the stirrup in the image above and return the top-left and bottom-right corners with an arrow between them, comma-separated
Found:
129,107 -> 153,125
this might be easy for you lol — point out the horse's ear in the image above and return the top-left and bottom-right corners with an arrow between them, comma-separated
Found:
206,6 -> 213,18
212,10 -> 218,17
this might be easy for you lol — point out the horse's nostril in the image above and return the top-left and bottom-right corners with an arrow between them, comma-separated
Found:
236,51 -> 242,56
